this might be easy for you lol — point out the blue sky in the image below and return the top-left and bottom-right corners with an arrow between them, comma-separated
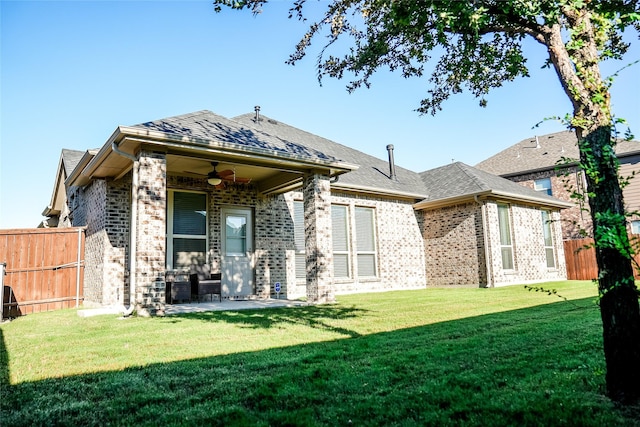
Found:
1,0 -> 638,228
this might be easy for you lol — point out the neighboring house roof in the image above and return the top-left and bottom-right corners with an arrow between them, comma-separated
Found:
232,113 -> 428,199
415,162 -> 573,210
476,130 -> 640,176
61,149 -> 85,176
41,149 -> 87,221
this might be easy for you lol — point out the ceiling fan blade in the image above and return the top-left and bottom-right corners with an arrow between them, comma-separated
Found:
233,177 -> 252,184
218,169 -> 235,177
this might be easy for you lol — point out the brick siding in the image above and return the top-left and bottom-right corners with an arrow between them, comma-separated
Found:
423,202 -> 486,286
485,202 -> 566,285
508,168 -> 592,239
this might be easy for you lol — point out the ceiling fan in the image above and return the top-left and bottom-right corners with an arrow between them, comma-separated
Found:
203,162 -> 252,188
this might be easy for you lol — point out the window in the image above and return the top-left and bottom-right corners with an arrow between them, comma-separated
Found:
224,214 -> 247,255
631,220 -> 640,235
167,191 -> 207,270
497,204 -> 514,270
534,177 -> 552,196
355,207 -> 377,277
293,201 -> 306,279
294,202 -> 378,280
541,210 -> 556,268
332,205 -> 351,278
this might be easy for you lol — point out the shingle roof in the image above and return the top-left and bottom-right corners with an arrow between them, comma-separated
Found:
127,109 -> 571,207
476,130 -> 640,176
232,113 -> 429,198
132,110 -> 340,164
418,162 -> 569,208
61,149 -> 85,177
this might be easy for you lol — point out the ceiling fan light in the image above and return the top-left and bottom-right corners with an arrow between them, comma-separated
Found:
207,172 -> 222,186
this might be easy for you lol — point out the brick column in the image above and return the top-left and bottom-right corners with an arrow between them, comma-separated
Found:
132,150 -> 167,316
302,171 -> 334,303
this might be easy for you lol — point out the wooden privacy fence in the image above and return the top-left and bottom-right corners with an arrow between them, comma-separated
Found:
563,235 -> 640,281
0,227 -> 85,319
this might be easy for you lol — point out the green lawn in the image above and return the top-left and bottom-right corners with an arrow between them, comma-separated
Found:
1,281 -> 639,426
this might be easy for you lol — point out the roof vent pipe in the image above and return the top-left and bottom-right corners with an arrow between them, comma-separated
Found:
254,105 -> 261,122
386,144 -> 397,181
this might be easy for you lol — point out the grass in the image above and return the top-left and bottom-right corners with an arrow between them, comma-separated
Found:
1,281 -> 638,426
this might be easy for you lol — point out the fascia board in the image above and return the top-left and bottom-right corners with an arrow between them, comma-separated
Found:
331,182 -> 427,200
414,190 -> 573,210
119,126 -> 360,172
69,126 -> 360,186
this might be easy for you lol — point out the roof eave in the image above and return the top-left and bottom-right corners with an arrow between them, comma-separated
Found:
68,126 -> 360,187
331,182 -> 427,200
414,190 -> 573,210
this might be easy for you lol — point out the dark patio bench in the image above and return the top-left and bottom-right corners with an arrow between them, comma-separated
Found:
190,272 -> 222,303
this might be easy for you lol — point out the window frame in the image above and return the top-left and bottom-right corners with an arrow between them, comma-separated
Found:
331,204 -> 351,279
166,189 -> 208,271
541,210 -> 556,269
534,177 -> 553,196
293,200 -> 306,280
354,206 -> 378,278
497,203 -> 515,270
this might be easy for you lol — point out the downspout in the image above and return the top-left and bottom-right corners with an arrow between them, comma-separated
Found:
111,142 -> 138,315
75,227 -> 82,308
475,195 -> 493,288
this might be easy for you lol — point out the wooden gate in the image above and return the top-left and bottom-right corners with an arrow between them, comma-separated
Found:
563,236 -> 640,280
0,227 -> 85,318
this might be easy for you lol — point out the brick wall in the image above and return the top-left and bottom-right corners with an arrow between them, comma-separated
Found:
133,150 -> 167,316
104,176 -> 130,306
284,190 -> 427,298
422,202 -> 486,287
508,167 -> 591,239
422,201 -> 566,287
485,202 -> 566,286
77,180 -> 107,306
302,172 -> 334,303
255,193 -> 292,299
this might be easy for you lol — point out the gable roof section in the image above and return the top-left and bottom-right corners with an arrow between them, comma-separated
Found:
67,110 -> 359,187
61,149 -> 85,176
42,149 -> 87,218
232,113 -> 428,199
476,130 -> 640,176
415,162 -> 572,210
134,110 -> 342,164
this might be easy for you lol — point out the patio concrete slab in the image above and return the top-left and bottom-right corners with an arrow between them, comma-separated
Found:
164,298 -> 308,315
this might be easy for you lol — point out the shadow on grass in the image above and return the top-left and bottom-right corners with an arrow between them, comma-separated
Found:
0,327 -> 8,391
168,304 -> 368,338
2,299 -> 637,427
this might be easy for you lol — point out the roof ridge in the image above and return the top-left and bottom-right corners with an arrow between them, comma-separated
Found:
454,162 -> 489,192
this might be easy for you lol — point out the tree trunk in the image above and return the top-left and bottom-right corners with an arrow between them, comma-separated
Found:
580,125 -> 640,404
